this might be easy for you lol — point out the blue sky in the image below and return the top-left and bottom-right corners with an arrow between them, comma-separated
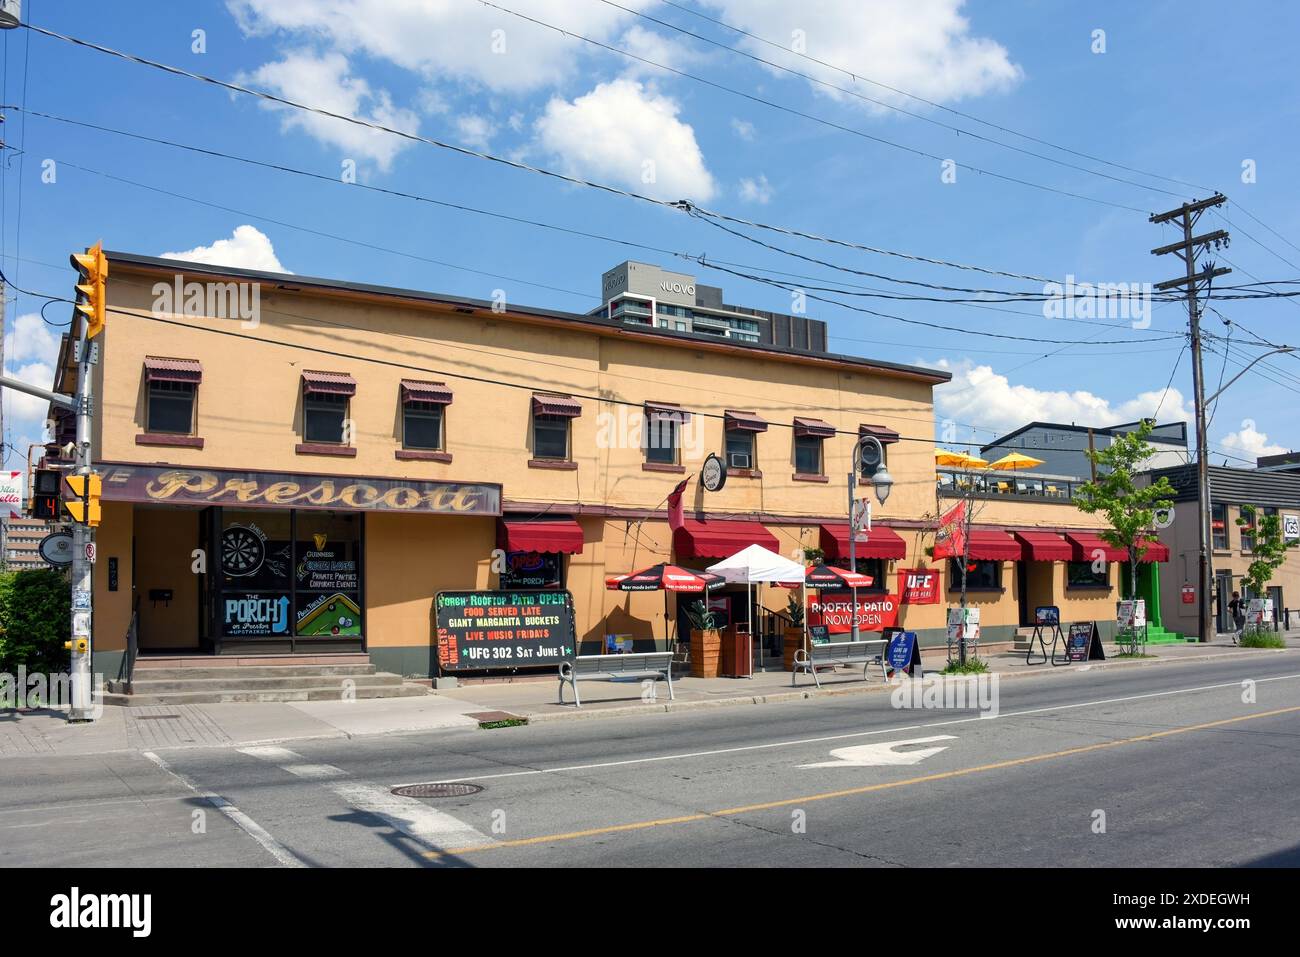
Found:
3,0 -> 1299,480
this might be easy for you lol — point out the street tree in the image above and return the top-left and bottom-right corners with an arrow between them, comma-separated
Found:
1236,505 -> 1294,630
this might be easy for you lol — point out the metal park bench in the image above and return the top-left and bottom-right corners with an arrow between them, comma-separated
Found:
791,639 -> 889,688
557,651 -> 675,708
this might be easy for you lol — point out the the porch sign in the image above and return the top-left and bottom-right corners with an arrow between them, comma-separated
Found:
807,590 -> 899,634
97,464 -> 502,515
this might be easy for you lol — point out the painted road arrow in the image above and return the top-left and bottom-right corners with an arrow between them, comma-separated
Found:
798,735 -> 957,768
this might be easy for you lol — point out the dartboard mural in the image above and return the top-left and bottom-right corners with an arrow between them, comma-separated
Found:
221,525 -> 267,577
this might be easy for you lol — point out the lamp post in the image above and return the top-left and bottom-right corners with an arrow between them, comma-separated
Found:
849,434 -> 893,643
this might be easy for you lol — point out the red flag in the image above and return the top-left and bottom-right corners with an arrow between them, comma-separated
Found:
934,500 -> 966,559
666,478 -> 691,532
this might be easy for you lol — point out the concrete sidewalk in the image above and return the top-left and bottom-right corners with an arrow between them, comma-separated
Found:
2,635 -> 1294,756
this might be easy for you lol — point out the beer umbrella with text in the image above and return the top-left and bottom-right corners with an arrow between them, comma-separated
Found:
606,564 -> 726,649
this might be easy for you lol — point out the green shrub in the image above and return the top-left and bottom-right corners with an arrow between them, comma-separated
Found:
1240,630 -> 1286,649
942,657 -> 989,675
0,569 -> 71,674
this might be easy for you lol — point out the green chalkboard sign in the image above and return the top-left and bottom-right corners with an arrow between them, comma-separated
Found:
435,590 -> 576,673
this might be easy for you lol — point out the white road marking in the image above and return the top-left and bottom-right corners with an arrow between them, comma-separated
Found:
141,750 -> 307,868
798,735 -> 957,768
237,745 -> 491,852
404,671 -> 1300,786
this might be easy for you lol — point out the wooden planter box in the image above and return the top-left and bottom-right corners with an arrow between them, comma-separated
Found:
783,627 -> 807,672
690,628 -> 722,678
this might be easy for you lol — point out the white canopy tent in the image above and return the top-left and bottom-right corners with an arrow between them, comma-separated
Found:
707,545 -> 807,673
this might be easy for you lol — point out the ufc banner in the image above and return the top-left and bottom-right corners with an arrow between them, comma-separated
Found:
807,590 -> 900,634
897,568 -> 941,604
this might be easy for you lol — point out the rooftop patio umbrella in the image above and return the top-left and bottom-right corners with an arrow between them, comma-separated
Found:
989,451 -> 1045,472
934,448 -> 975,467
606,563 -> 726,652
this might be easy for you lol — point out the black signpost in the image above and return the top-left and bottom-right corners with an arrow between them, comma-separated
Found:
1062,621 -> 1106,664
435,590 -> 576,673
1027,605 -> 1062,666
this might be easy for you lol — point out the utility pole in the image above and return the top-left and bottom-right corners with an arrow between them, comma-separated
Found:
1150,194 -> 1230,644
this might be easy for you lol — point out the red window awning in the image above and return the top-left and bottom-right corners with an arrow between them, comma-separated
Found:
496,517 -> 584,554
793,417 -> 835,438
1014,530 -> 1073,561
302,370 -> 357,396
1065,531 -> 1126,563
673,519 -> 778,559
818,523 -> 907,560
144,356 -> 203,384
1132,537 -> 1170,562
724,410 -> 768,433
401,379 -> 453,405
646,401 -> 690,423
964,529 -> 1023,561
532,393 -> 582,418
859,423 -> 900,445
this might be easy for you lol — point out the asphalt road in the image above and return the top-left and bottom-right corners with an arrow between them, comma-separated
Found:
3,655 -> 1299,868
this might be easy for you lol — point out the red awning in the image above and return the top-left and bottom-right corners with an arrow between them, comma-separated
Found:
1132,537 -> 1170,563
401,379 -> 453,405
859,423 -> 900,445
144,356 -> 202,383
645,402 -> 690,423
532,393 -> 582,418
818,523 -> 907,560
302,370 -> 357,396
1065,531 -> 1126,563
965,529 -> 1023,561
673,519 -> 778,559
724,410 -> 768,432
1014,530 -> 1073,561
793,416 -> 836,438
497,517 -> 584,554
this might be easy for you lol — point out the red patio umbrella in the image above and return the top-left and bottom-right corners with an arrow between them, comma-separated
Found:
606,563 -> 726,592
803,564 -> 875,589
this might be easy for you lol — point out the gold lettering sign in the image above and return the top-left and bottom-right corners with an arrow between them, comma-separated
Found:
133,467 -> 499,516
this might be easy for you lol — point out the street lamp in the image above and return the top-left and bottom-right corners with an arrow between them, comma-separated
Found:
849,434 -> 890,642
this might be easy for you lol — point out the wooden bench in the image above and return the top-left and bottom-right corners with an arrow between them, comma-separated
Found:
557,652 -> 675,707
791,639 -> 889,688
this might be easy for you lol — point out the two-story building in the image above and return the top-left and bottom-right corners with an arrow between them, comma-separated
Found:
52,252 -> 1135,679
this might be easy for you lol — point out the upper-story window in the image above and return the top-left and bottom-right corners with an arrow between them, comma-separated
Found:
858,424 -> 899,475
301,371 -> 356,446
645,402 -> 688,467
400,380 -> 453,451
793,417 -> 834,476
1212,503 -> 1228,550
531,394 -> 582,462
143,357 -> 202,435
724,410 -> 767,472
1239,507 -> 1257,553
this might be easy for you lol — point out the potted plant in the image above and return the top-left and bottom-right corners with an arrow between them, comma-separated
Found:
684,600 -> 722,678
783,592 -> 807,672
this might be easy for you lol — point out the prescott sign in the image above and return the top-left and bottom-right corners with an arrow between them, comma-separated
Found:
96,463 -> 502,515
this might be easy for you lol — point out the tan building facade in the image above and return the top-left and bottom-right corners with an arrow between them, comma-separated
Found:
53,252 -> 1135,678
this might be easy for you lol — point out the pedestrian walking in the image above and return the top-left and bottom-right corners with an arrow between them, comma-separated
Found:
1228,591 -> 1245,644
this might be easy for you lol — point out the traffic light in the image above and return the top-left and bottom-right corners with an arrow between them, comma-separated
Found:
30,468 -> 62,520
63,473 -> 102,527
70,241 -> 108,339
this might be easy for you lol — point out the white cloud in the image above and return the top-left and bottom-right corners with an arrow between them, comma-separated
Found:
238,49 -> 420,170
730,118 -> 756,141
161,225 -> 289,273
227,0 -> 654,94
1,359 -> 57,428
535,79 -> 716,202
454,114 -> 496,149
738,174 -> 774,204
1219,420 -> 1288,461
617,24 -> 705,79
704,0 -> 1021,108
933,358 -> 1194,438
8,313 -> 60,367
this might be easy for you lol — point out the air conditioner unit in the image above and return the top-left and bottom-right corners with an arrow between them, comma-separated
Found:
728,452 -> 751,469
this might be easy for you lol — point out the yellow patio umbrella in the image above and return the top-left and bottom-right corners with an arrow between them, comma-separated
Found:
989,451 -> 1045,471
934,448 -> 975,467
960,455 -> 991,469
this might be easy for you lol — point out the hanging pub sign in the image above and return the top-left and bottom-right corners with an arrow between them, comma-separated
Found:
1066,621 -> 1105,662
807,590 -> 900,634
96,463 -> 502,515
499,551 -> 562,590
897,568 -> 940,604
435,590 -> 576,673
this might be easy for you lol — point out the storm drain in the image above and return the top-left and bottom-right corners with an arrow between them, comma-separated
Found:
390,782 -> 485,799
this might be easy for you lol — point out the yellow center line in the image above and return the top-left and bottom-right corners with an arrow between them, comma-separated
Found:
425,704 -> 1300,859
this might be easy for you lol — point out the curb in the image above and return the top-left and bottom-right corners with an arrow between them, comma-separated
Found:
518,647 -> 1296,724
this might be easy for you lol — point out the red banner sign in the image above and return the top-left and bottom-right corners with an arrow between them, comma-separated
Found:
807,590 -> 900,634
897,568 -> 941,604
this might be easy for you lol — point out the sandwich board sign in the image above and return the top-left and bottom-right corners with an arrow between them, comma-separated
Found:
1065,622 -> 1105,662
885,629 -> 921,677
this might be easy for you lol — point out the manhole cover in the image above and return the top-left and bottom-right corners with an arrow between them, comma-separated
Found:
391,782 -> 484,799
